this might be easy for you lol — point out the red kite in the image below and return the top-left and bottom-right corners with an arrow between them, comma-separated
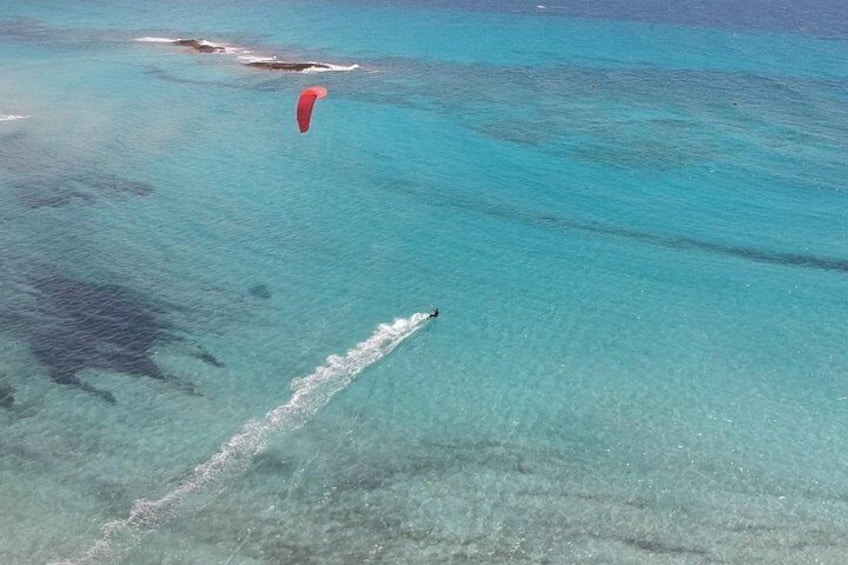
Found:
296,86 -> 328,133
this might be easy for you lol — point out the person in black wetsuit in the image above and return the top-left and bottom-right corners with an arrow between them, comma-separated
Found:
428,307 -> 439,319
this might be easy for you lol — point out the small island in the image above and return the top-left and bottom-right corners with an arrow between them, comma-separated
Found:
171,38 -> 227,53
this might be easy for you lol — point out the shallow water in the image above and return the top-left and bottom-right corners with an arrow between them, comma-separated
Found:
1,1 -> 847,563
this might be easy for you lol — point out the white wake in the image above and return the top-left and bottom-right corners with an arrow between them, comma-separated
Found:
52,312 -> 430,565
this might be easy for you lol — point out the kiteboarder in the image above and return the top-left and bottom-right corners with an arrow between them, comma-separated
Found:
428,307 -> 439,319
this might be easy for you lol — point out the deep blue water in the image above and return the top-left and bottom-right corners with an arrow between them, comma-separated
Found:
356,0 -> 848,38
1,1 -> 847,563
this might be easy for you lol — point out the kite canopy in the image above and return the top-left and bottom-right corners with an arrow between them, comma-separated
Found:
296,86 -> 328,133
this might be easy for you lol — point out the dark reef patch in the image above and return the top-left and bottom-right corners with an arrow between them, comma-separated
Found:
143,65 -> 238,89
0,19 -> 55,42
191,350 -> 225,368
10,274 -> 184,403
533,214 -> 848,274
622,536 -> 708,557
245,61 -> 331,72
0,385 -> 14,409
247,284 -> 271,300
16,172 -> 153,209
384,176 -> 848,276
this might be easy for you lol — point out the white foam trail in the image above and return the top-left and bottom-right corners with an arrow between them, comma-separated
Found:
52,312 -> 430,565
0,114 -> 32,122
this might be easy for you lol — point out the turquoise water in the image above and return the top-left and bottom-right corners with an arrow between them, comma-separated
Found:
1,1 -> 847,563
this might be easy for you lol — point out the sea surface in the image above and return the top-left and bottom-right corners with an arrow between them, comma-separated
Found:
1,1 -> 847,563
